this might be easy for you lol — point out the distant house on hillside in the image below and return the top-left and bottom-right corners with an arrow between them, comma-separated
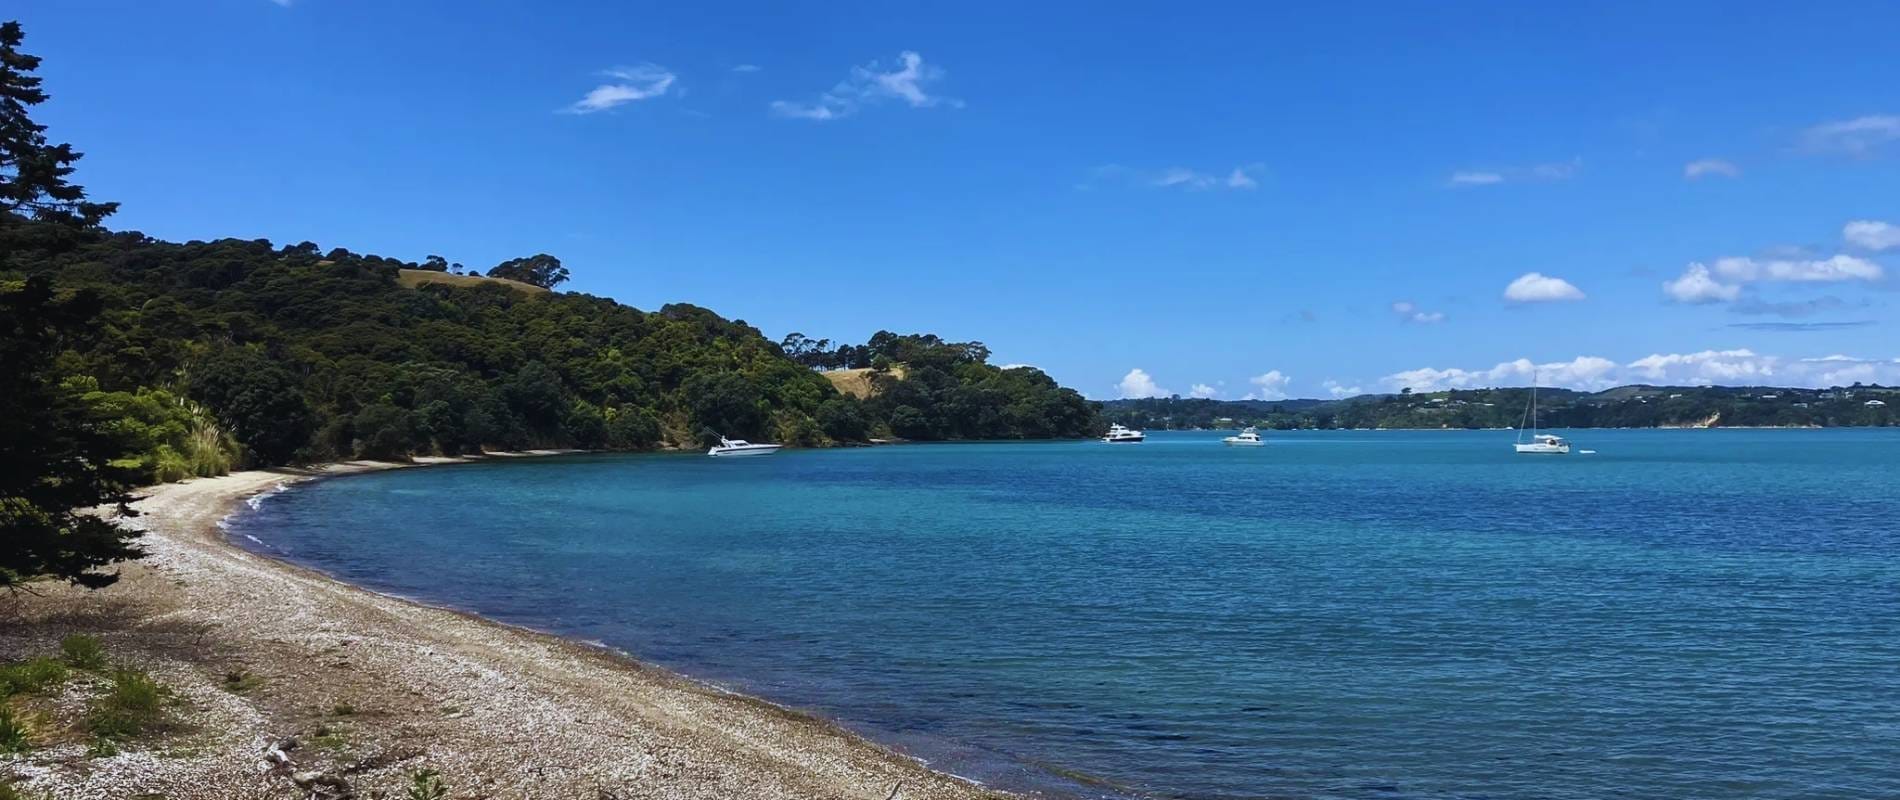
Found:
1866,399 -> 1888,407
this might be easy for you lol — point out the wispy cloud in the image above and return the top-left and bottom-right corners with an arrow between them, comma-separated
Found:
1448,171 -> 1504,186
563,64 -> 677,114
1503,272 -> 1586,303
1729,321 -> 1875,332
1088,163 -> 1264,192
1730,296 -> 1849,318
1385,356 -> 1620,392
1800,114 -> 1900,157
1845,220 -> 1900,251
1117,368 -> 1170,399
730,64 -> 761,73
1447,158 -> 1579,187
1385,350 -> 1900,391
1684,158 -> 1741,179
771,51 -> 959,121
1390,301 -> 1445,324
1321,379 -> 1362,399
1189,383 -> 1220,399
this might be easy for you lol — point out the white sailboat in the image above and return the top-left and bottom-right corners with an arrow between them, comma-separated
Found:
1222,426 -> 1265,446
708,436 -> 782,457
1513,373 -> 1571,454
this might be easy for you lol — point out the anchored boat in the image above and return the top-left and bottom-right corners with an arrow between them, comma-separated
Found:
708,436 -> 783,457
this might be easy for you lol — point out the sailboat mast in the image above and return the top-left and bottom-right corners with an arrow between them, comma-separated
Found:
1531,371 -> 1539,436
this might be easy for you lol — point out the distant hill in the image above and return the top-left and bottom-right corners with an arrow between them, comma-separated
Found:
1102,384 -> 1896,430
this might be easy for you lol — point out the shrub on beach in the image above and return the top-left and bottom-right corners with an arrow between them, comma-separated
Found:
0,706 -> 33,753
60,635 -> 106,670
86,669 -> 168,739
0,658 -> 69,696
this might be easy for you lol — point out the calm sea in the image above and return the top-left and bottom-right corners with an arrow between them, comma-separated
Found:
230,429 -> 1900,799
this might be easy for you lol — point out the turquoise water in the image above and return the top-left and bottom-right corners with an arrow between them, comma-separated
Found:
231,430 -> 1900,799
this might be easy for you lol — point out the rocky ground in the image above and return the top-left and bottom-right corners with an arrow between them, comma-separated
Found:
0,454 -> 1012,800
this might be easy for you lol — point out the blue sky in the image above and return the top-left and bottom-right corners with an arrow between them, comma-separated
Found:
16,1 -> 1900,398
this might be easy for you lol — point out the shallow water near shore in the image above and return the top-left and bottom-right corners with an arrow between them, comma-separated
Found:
230,429 -> 1900,799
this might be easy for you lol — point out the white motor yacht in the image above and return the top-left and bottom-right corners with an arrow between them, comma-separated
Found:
1222,426 -> 1265,446
708,436 -> 783,457
1102,423 -> 1145,443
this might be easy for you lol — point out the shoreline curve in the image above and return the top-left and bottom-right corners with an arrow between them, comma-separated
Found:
1,451 -> 1020,800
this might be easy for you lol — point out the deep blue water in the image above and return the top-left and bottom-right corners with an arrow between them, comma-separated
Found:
230,430 -> 1900,799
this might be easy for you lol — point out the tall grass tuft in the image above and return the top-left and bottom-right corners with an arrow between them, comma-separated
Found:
60,635 -> 106,670
0,706 -> 30,753
87,669 -> 167,739
0,658 -> 70,696
405,769 -> 447,800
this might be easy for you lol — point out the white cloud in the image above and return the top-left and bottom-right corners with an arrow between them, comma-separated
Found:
1384,350 -> 1900,392
1662,263 -> 1742,303
1448,158 -> 1579,187
1141,164 -> 1263,191
1503,272 -> 1586,303
1708,254 -> 1882,283
1390,300 -> 1445,324
1845,220 -> 1900,251
731,64 -> 761,73
1244,370 -> 1292,401
564,64 -> 677,114
1801,114 -> 1900,157
1684,158 -> 1741,179
1663,249 -> 1884,305
1627,349 -> 1776,385
771,51 -> 959,121
997,363 -> 1037,370
1384,356 -> 1620,393
1321,380 -> 1362,398
1448,171 -> 1504,186
1189,383 -> 1220,399
1117,368 -> 1170,399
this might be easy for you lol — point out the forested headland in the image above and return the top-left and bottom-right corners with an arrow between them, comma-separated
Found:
1103,383 -> 1897,431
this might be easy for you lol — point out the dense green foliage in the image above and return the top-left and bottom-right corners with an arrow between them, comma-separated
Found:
1105,384 -> 1897,430
486,253 -> 568,288
801,332 -> 1099,440
1,274 -> 145,589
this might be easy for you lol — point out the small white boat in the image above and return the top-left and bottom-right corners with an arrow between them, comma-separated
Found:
1102,423 -> 1145,443
1513,373 -> 1571,455
1222,426 -> 1265,446
708,436 -> 782,457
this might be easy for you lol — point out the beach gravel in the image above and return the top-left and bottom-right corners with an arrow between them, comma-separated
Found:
0,455 -> 1015,800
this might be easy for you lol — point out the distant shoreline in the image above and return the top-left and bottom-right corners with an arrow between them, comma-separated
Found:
2,450 -> 1014,800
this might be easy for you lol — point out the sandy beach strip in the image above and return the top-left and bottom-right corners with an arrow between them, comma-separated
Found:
0,453 -> 1015,800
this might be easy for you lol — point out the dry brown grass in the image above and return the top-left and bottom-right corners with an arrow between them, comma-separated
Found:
821,365 -> 907,399
395,269 -> 548,295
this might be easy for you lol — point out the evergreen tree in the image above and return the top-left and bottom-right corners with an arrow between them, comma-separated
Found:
0,21 -> 116,227
1,276 -> 144,589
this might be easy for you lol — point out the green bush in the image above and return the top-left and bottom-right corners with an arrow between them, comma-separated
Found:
0,777 -> 28,800
87,669 -> 167,739
0,706 -> 30,753
0,657 -> 69,696
406,769 -> 447,800
60,634 -> 106,670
